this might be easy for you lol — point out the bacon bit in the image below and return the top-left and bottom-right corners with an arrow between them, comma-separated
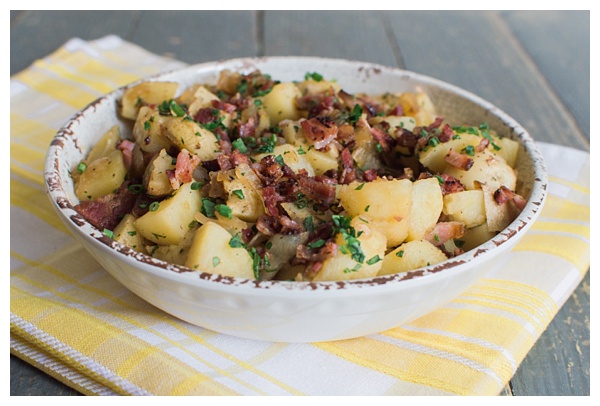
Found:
439,124 -> 454,142
256,214 -> 280,236
425,221 -> 465,246
475,137 -> 490,152
253,155 -> 284,185
362,169 -> 378,182
388,105 -> 404,116
300,117 -> 338,150
426,116 -> 444,130
230,150 -> 252,167
369,124 -> 396,152
278,215 -> 303,234
445,148 -> 474,170
297,175 -> 337,205
394,128 -> 418,148
210,99 -> 237,114
338,147 -> 357,184
261,186 -> 284,217
292,240 -> 338,265
241,226 -> 257,244
118,139 -> 136,169
236,116 -> 256,138
438,173 -> 466,195
74,183 -> 138,231
494,186 -> 527,210
173,149 -> 200,187
216,154 -> 234,171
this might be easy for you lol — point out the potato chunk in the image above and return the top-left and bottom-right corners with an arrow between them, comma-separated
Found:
379,240 -> 447,276
444,150 -> 517,191
261,82 -> 302,122
75,149 -> 127,201
143,149 -> 176,197
185,221 -> 254,279
443,189 -> 486,229
134,182 -> 202,245
407,177 -> 443,241
162,117 -> 220,161
121,81 -> 178,120
338,178 -> 413,247
418,133 -> 482,173
218,163 -> 265,222
132,106 -> 172,154
113,214 -> 147,254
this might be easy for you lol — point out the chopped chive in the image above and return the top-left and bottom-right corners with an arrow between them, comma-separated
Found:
77,162 -> 87,173
148,201 -> 160,211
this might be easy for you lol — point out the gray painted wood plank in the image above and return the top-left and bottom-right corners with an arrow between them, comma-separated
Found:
131,10 -> 258,64
510,273 -> 590,395
10,355 -> 82,396
385,11 -> 588,151
263,11 -> 397,67
501,11 -> 590,140
10,10 -> 139,76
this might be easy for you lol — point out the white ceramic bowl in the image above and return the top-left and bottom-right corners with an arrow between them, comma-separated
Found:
45,57 -> 547,342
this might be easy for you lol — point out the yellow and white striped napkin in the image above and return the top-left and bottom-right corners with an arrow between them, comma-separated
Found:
10,36 -> 590,396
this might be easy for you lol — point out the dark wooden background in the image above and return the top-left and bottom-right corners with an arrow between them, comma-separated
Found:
10,10 -> 590,396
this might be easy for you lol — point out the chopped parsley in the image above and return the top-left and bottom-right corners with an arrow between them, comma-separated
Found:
201,198 -> 216,217
103,229 -> 114,239
366,255 -> 382,265
212,256 -> 220,267
232,189 -> 245,199
215,204 -> 233,219
304,72 -> 323,82
229,234 -> 245,248
232,138 -> 248,153
77,162 -> 87,173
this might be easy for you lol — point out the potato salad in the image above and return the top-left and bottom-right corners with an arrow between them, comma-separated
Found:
72,69 -> 526,281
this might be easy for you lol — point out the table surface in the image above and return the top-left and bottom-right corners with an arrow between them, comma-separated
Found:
10,10 -> 590,396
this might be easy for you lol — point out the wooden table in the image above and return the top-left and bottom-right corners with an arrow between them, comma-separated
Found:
10,10 -> 589,396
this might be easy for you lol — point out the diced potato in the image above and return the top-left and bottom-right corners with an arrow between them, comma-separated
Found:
459,223 -> 497,251
86,125 -> 122,164
379,240 -> 447,276
162,117 -> 220,161
261,82 -> 302,122
369,115 -> 417,133
185,221 -> 254,279
132,106 -> 172,154
262,233 -> 307,280
477,181 -> 522,232
305,147 -> 339,175
178,85 -> 219,117
492,136 -> 519,168
280,119 -> 305,146
143,149 -> 176,197
218,163 -> 265,222
338,178 -> 413,247
312,216 -> 386,281
296,78 -> 341,96
149,226 -> 197,265
113,214 -> 147,254
444,150 -> 517,191
418,133 -> 482,173
397,92 -> 437,126
254,144 -> 315,176
442,189 -> 486,229
75,149 -> 127,201
134,182 -> 202,245
407,177 -> 443,241
121,81 -> 179,120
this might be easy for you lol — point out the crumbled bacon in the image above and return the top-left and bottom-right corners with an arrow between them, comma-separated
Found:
363,169 -> 378,182
475,137 -> 490,152
369,124 -> 396,152
439,124 -> 455,142
394,128 -> 418,148
338,147 -> 357,184
445,148 -> 474,170
300,117 -> 338,150
494,186 -> 527,210
118,139 -> 136,170
438,173 -> 466,195
74,183 -> 138,231
292,240 -> 338,265
173,149 -> 200,186
297,175 -> 337,205
425,221 -> 465,246
261,186 -> 284,217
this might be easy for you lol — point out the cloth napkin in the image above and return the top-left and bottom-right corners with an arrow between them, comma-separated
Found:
10,36 -> 590,396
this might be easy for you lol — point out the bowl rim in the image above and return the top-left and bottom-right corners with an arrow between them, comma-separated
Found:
44,56 -> 548,293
